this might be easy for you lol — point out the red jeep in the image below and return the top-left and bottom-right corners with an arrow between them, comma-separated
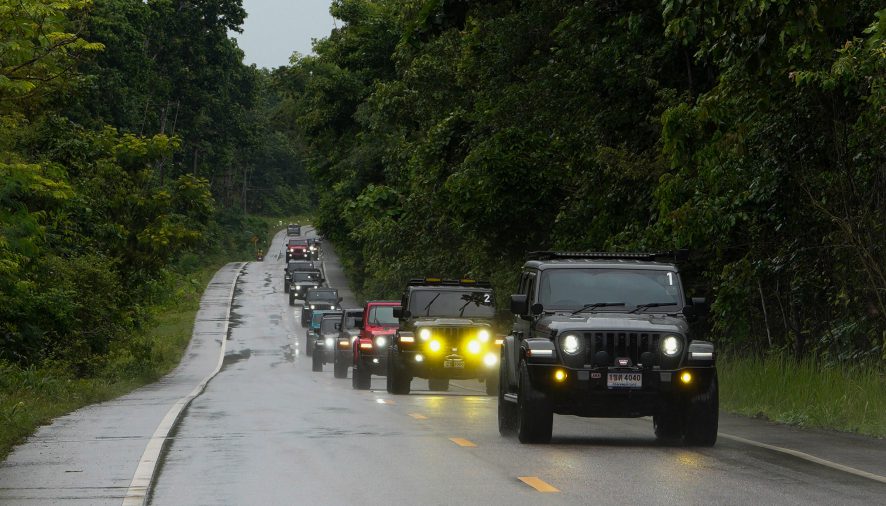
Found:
286,239 -> 309,261
352,300 -> 399,390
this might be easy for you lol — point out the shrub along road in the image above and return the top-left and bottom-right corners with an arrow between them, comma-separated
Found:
1,231 -> 884,504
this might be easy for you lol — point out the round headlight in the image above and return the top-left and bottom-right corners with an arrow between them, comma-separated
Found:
419,328 -> 431,340
375,336 -> 387,348
310,305 -> 316,309
561,334 -> 582,355
429,340 -> 441,352
478,329 -> 490,342
662,336 -> 681,357
325,338 -> 333,347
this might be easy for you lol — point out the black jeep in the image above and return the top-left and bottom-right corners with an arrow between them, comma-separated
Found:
332,308 -> 364,379
387,278 -> 499,395
498,251 -> 717,445
284,260 -> 317,293
301,288 -> 341,328
288,271 -> 323,305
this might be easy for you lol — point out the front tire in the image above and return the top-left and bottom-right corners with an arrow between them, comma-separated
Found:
305,334 -> 313,356
386,347 -> 411,395
485,369 -> 499,396
516,361 -> 552,444
333,353 -> 348,379
312,350 -> 322,372
684,372 -> 719,446
498,362 -> 517,435
353,358 -> 371,390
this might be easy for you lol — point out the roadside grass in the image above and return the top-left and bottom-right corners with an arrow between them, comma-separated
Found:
0,262 -> 218,460
719,354 -> 886,437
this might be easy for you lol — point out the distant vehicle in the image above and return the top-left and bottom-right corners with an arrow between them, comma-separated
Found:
301,287 -> 341,328
284,260 -> 318,293
387,278 -> 499,395
306,309 -> 337,356
287,223 -> 301,236
497,251 -> 717,445
313,311 -> 344,372
306,237 -> 321,259
289,271 -> 323,305
352,301 -> 399,390
286,239 -> 309,261
333,308 -> 363,379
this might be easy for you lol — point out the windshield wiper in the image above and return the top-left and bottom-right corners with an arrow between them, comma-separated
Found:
423,293 -> 441,316
571,302 -> 625,314
629,302 -> 676,314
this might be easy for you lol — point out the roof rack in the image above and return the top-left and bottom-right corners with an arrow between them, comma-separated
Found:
407,278 -> 493,288
527,250 -> 689,262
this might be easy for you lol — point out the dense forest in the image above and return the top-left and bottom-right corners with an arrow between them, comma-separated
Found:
277,0 -> 885,361
0,0 -> 306,373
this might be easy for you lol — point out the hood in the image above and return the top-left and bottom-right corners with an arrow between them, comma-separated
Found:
412,317 -> 492,328
536,312 -> 689,335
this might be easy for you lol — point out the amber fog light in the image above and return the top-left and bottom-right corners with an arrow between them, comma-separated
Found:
554,369 -> 567,382
680,371 -> 692,384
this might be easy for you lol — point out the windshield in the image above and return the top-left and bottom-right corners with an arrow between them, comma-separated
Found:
311,312 -> 326,327
538,268 -> 683,311
368,305 -> 398,326
408,289 -> 495,318
344,312 -> 362,329
320,317 -> 338,334
292,272 -> 319,282
307,290 -> 338,302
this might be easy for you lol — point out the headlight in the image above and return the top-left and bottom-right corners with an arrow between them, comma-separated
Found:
325,338 -> 333,347
419,328 -> 431,340
662,336 -> 681,357
561,333 -> 582,355
429,340 -> 441,352
467,340 -> 481,354
375,336 -> 387,348
310,305 -> 316,309
483,352 -> 497,367
478,329 -> 490,342
295,286 -> 302,290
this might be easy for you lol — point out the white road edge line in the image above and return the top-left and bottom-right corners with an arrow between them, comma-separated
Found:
719,432 -> 886,485
122,262 -> 246,506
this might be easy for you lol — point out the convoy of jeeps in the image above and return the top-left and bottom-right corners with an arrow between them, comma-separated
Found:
277,225 -> 717,447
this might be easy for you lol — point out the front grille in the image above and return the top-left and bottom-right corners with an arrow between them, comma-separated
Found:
583,332 -> 662,366
429,327 -> 476,350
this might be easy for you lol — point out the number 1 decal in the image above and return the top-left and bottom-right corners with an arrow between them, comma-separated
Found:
667,272 -> 674,286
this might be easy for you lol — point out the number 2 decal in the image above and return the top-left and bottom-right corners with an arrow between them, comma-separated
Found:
483,294 -> 491,303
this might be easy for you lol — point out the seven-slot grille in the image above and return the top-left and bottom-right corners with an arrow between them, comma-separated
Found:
428,327 -> 477,350
583,332 -> 662,366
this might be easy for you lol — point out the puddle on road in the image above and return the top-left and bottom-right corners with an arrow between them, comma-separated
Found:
220,349 -> 252,371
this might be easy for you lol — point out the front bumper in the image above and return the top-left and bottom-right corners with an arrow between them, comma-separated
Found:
395,349 -> 497,380
526,363 -> 716,417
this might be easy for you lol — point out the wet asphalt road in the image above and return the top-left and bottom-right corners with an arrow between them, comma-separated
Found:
146,229 -> 884,505
1,227 -> 884,505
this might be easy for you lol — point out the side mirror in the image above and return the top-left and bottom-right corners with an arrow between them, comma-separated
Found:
510,294 -> 528,315
530,303 -> 544,316
392,306 -> 403,318
337,297 -> 343,303
683,297 -> 709,320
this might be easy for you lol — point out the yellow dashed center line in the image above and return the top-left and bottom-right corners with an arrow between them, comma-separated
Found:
409,413 -> 428,420
449,437 -> 477,447
518,476 -> 559,493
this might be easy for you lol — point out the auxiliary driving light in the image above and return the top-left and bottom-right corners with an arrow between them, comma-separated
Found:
415,354 -> 424,363
483,353 -> 497,367
478,329 -> 490,342
680,371 -> 693,384
554,369 -> 567,382
419,328 -> 432,340
429,340 -> 442,353
467,340 -> 481,354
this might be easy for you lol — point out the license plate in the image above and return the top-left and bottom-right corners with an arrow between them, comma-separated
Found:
444,359 -> 465,369
607,372 -> 642,389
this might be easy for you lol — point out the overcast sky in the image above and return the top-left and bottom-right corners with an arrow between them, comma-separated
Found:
234,1 -> 336,69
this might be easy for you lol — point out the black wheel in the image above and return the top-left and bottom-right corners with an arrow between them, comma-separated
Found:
485,369 -> 499,396
498,361 -> 517,435
353,358 -> 371,390
428,377 -> 449,392
684,372 -> 719,446
284,283 -> 289,293
312,350 -> 322,372
386,347 -> 411,395
289,295 -> 295,306
516,361 -> 552,444
301,312 -> 309,328
305,334 -> 313,356
333,353 -> 348,379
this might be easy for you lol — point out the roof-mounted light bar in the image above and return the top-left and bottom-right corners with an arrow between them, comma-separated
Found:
526,250 -> 689,262
407,278 -> 492,288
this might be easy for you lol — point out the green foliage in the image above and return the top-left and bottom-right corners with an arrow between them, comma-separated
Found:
278,0 -> 885,363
